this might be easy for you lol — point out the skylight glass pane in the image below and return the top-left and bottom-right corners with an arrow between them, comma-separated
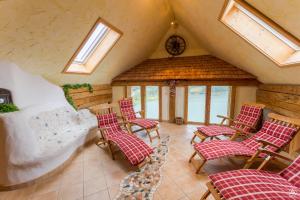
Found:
236,3 -> 300,51
74,23 -> 109,64
220,0 -> 300,66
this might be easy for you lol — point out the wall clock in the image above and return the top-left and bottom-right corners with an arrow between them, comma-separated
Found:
165,35 -> 186,56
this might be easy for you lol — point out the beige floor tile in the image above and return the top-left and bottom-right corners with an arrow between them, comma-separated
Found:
84,189 -> 110,200
58,183 -> 83,200
31,191 -> 59,200
83,176 -> 107,196
107,184 -> 120,199
61,169 -> 84,186
34,175 -> 62,195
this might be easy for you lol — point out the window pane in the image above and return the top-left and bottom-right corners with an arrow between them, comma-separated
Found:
188,86 -> 206,122
146,86 -> 159,119
131,86 -> 141,112
210,86 -> 231,124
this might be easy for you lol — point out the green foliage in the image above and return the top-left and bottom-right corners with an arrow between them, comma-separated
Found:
62,83 -> 93,110
0,104 -> 19,113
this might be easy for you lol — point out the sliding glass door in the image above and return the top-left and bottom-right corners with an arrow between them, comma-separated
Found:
146,86 -> 159,119
131,86 -> 141,112
210,86 -> 231,124
187,86 -> 206,123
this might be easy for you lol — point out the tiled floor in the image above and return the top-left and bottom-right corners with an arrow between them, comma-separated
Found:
0,123 -> 280,200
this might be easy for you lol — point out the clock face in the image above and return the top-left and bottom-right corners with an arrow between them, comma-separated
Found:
165,35 -> 186,56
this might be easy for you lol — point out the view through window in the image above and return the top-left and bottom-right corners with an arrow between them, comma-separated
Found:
131,86 -> 141,112
146,86 -> 159,119
210,86 -> 231,124
187,86 -> 206,122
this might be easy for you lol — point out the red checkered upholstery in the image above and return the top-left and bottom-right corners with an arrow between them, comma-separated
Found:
241,121 -> 297,153
111,134 -> 153,166
280,156 -> 300,188
194,140 -> 255,160
119,98 -> 137,121
130,118 -> 158,129
197,125 -> 236,137
209,169 -> 300,200
97,112 -> 153,165
197,104 -> 263,138
194,120 -> 298,161
233,104 -> 263,133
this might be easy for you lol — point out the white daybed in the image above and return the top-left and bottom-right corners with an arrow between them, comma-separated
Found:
0,61 -> 97,188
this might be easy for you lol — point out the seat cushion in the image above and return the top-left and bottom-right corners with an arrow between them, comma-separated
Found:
119,98 -> 137,121
129,118 -> 158,129
280,156 -> 300,188
233,105 -> 263,133
197,125 -> 236,137
209,169 -> 300,200
242,121 -> 298,153
110,134 -> 153,166
194,140 -> 255,160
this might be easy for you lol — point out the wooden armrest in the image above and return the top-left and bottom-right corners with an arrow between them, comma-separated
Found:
135,110 -> 144,114
233,121 -> 256,130
230,126 -> 249,136
98,127 -> 107,132
217,115 -> 234,122
258,148 -> 293,162
256,139 -> 280,149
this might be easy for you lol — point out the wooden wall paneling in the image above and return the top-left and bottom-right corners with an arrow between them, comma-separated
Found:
159,86 -> 162,122
256,84 -> 300,155
184,86 -> 188,124
69,84 -> 112,109
205,86 -> 211,125
230,86 -> 237,124
141,86 -> 145,118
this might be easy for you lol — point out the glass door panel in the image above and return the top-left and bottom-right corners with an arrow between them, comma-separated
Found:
146,86 -> 159,119
187,86 -> 206,122
210,86 -> 231,124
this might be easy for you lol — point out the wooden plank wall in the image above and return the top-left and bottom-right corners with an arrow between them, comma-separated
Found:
69,84 -> 112,109
257,84 -> 300,155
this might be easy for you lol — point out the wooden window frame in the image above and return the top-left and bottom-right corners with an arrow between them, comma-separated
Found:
219,0 -> 300,67
62,18 -> 123,75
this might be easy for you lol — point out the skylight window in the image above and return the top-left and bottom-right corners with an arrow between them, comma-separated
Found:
220,0 -> 300,67
63,18 -> 122,74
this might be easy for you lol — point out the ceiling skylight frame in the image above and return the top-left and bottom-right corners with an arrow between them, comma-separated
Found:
63,18 -> 122,75
219,0 -> 300,67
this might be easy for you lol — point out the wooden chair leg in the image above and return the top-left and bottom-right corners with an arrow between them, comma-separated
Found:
190,134 -> 197,144
146,129 -> 153,143
196,159 -> 206,174
156,129 -> 160,139
244,150 -> 261,169
200,189 -> 211,200
107,141 -> 115,160
189,151 -> 197,163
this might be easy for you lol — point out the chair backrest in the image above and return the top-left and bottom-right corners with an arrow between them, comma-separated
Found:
96,112 -> 122,138
242,113 -> 300,153
119,98 -> 137,121
233,103 -> 265,133
90,103 -> 118,115
280,155 -> 300,187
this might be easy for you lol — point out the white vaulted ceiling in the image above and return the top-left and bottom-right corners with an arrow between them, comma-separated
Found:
0,0 -> 300,85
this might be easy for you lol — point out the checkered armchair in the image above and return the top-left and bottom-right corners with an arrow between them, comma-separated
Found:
189,113 -> 300,173
119,98 -> 160,143
191,103 -> 265,144
97,112 -> 153,166
201,152 -> 300,200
